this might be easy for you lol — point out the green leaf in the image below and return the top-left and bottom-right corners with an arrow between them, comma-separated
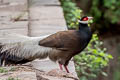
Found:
101,71 -> 108,76
80,76 -> 88,80
99,52 -> 105,57
107,54 -> 113,59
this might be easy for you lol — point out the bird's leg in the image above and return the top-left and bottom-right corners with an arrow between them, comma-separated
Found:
64,65 -> 69,73
59,63 -> 63,70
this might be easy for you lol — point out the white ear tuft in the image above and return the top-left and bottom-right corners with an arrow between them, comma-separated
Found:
78,20 -> 88,24
78,20 -> 81,22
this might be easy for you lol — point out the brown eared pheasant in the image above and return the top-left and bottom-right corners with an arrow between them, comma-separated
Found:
0,16 -> 93,73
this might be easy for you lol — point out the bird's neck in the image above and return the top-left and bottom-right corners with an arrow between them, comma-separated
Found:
78,23 -> 92,36
78,23 -> 88,30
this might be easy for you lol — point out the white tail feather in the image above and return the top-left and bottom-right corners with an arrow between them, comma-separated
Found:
0,32 -> 53,63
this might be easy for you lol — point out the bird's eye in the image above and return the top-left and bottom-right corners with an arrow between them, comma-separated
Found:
82,17 -> 88,21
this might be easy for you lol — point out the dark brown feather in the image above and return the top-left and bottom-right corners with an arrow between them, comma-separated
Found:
39,30 -> 90,51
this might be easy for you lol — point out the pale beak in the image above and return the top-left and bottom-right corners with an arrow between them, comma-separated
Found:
88,17 -> 93,20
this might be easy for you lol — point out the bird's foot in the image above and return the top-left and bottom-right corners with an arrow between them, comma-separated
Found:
58,63 -> 69,73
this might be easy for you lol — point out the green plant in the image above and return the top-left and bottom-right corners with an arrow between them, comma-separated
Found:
90,0 -> 120,33
91,0 -> 120,24
9,67 -> 17,71
0,67 -> 8,73
6,77 -> 20,80
60,0 -> 82,29
74,34 -> 113,80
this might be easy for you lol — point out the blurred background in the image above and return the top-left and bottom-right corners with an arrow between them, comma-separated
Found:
0,0 -> 120,80
60,0 -> 120,80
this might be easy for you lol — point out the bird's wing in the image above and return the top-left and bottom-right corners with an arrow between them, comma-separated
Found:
39,31 -> 79,51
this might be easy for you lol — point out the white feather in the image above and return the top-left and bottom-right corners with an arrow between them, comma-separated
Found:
0,31 -> 55,62
78,20 -> 88,24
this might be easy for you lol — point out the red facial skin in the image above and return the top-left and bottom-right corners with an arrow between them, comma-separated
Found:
82,17 -> 88,21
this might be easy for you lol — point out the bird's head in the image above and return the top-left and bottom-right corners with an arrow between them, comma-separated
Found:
78,16 -> 93,24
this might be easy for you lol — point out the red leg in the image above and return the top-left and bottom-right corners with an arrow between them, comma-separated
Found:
64,65 -> 69,73
59,63 -> 63,70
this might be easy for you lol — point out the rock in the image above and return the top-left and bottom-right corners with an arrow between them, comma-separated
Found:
0,66 -> 37,80
36,69 -> 79,80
